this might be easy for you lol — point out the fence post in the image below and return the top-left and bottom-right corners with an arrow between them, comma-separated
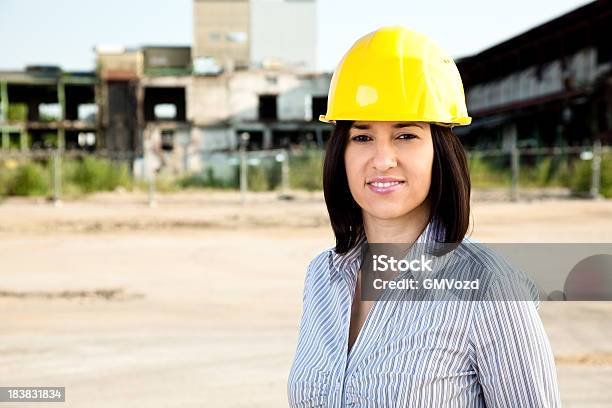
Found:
281,148 -> 290,196
148,167 -> 156,207
240,132 -> 249,204
1,80 -> 9,150
590,139 -> 602,199
143,140 -> 157,207
510,146 -> 519,202
52,148 -> 62,206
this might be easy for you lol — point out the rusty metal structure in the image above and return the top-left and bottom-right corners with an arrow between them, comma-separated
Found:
0,66 -> 97,151
455,0 -> 612,150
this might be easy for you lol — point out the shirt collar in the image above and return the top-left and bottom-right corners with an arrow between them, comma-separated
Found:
329,215 -> 446,280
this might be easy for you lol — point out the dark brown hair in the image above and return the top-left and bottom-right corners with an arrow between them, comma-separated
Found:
323,120 -> 471,254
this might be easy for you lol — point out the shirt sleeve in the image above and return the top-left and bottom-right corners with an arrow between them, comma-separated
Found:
470,297 -> 561,407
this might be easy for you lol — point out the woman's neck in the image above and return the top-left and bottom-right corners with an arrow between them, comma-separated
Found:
362,201 -> 431,244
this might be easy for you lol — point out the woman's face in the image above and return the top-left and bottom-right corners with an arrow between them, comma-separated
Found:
344,121 -> 434,221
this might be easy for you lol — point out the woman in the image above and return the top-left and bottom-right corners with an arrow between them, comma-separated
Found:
287,26 -> 560,407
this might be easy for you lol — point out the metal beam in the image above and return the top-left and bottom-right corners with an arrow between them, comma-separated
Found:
1,81 -> 9,149
57,78 -> 65,150
61,76 -> 97,85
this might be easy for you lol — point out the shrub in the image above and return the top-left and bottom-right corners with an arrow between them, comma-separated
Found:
5,161 -> 48,196
289,148 -> 324,191
247,164 -> 269,191
261,157 -> 282,191
179,172 -> 212,189
67,157 -> 131,193
179,165 -> 239,189
468,154 -> 510,188
519,156 -> 571,188
569,153 -> 612,198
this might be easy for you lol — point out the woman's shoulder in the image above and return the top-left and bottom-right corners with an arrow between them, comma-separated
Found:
300,247 -> 335,303
307,246 -> 334,270
303,246 -> 335,282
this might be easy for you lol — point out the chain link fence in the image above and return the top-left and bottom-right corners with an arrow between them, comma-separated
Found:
0,142 -> 609,204
466,142 -> 610,200
0,149 -> 134,204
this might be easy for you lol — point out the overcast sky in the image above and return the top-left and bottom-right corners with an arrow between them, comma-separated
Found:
0,0 -> 594,72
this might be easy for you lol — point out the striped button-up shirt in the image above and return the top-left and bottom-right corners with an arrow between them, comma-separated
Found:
287,217 -> 560,407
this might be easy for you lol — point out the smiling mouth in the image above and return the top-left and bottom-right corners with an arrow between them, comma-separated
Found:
367,181 -> 405,188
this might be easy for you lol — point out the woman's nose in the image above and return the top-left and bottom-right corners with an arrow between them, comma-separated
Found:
372,142 -> 398,171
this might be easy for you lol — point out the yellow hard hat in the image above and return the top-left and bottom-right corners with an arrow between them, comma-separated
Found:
320,26 -> 471,127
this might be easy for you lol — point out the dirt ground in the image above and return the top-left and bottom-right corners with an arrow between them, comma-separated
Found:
0,191 -> 611,407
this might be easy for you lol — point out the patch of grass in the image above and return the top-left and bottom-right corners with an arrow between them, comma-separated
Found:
178,166 -> 239,189
4,161 -> 49,196
289,148 -> 324,191
569,153 -> 612,198
64,157 -> 131,193
247,164 -> 269,192
468,154 -> 511,188
519,156 -> 571,188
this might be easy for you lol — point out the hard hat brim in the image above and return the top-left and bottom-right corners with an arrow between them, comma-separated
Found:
318,114 -> 472,127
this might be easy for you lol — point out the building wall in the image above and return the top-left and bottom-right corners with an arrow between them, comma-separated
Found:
97,51 -> 141,79
189,70 -> 329,125
196,127 -> 236,151
228,70 -> 329,121
277,73 -> 329,120
136,122 -> 198,178
250,0 -> 317,70
228,71 -> 301,121
187,70 -> 331,152
189,76 -> 230,126
192,0 -> 250,69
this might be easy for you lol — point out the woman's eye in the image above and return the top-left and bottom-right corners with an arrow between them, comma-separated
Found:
351,135 -> 371,142
397,133 -> 417,140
